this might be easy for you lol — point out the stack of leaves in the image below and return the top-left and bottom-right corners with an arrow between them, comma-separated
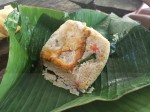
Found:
0,4 -> 150,112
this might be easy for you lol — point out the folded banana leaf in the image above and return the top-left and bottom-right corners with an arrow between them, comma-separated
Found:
0,4 -> 150,112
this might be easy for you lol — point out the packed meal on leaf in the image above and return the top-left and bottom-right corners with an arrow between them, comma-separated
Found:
0,5 -> 110,96
41,20 -> 110,95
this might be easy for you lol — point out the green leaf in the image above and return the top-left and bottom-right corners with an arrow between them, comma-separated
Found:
4,8 -> 20,32
0,9 -> 29,100
69,9 -> 107,27
1,6 -> 150,112
66,86 -> 150,112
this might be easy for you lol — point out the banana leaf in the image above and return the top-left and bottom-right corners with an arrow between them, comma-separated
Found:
66,86 -> 150,112
1,4 -> 150,112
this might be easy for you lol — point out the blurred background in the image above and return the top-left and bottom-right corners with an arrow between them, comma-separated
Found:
0,0 -> 143,16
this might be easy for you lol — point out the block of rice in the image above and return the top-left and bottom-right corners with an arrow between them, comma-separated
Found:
41,20 -> 110,95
